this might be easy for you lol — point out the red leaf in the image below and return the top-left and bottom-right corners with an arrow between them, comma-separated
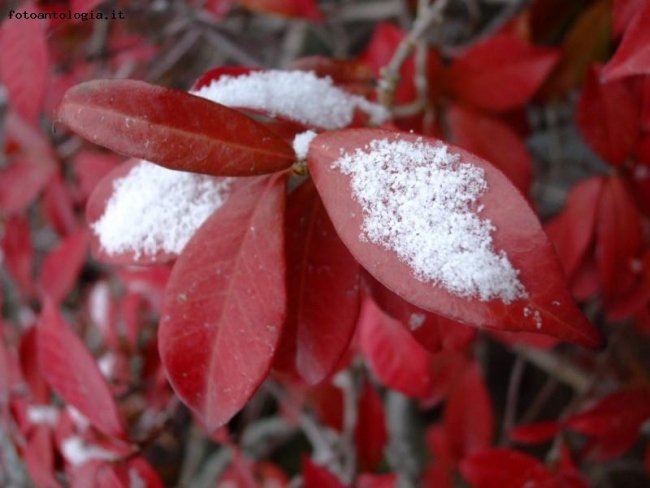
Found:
0,157 -> 54,214
445,34 -> 559,111
276,180 -> 360,384
43,175 -> 80,237
460,449 -> 559,488
56,79 -> 296,177
354,382 -> 388,471
602,0 -> 650,80
159,175 -> 287,431
358,299 -> 435,399
37,301 -> 126,439
308,129 -> 602,348
39,230 -> 89,304
1,215 -> 35,296
443,362 -> 494,460
0,1 -> 49,123
613,0 -> 646,37
447,104 -> 533,193
576,66 -> 640,166
199,0 -> 237,20
366,274 -> 476,353
24,426 -> 60,488
596,176 -> 642,302
357,473 -> 397,488
302,458 -> 347,488
72,151 -> 121,203
564,387 -> 650,459
545,177 -> 603,280
508,421 -> 561,444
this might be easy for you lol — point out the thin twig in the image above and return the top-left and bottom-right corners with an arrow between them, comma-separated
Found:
501,355 -> 526,445
515,345 -> 592,393
377,0 -> 451,108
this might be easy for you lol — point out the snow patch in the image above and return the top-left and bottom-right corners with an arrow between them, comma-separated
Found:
192,70 -> 389,130
333,138 -> 527,303
27,405 -> 59,426
61,436 -> 119,466
293,130 -> 318,160
91,160 -> 232,259
408,313 -> 426,330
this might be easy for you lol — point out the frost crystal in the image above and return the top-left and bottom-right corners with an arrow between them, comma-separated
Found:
192,70 -> 389,129
333,138 -> 527,303
92,161 -> 232,258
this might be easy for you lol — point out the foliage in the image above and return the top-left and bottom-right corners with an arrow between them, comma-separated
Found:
1,0 -> 650,486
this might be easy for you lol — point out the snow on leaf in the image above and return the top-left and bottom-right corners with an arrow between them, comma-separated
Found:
87,159 -> 232,262
192,70 -> 388,130
56,79 -> 296,177
159,175 -> 287,432
309,129 -> 602,348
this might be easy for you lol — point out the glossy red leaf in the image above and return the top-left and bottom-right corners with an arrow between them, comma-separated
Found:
576,66 -> 640,166
445,34 -> 559,111
460,448 -> 559,488
355,381 -> 387,471
508,421 -> 561,444
302,458 -> 347,488
159,175 -> 287,431
56,79 -> 296,177
37,301 -> 126,439
447,104 -> 533,193
276,180 -> 360,384
0,1 -> 49,124
564,387 -> 650,459
358,299 -> 435,399
309,129 -> 602,348
602,0 -> 650,80
545,177 -> 603,280
596,176 -> 643,301
613,0 -> 646,37
38,229 -> 89,304
443,362 -> 494,460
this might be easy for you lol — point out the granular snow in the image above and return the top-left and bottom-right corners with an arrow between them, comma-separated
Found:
91,160 -> 232,259
192,70 -> 389,130
333,137 -> 527,303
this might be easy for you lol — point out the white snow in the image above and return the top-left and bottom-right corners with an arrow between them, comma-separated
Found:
129,468 -> 146,488
66,405 -> 90,430
91,160 -> 232,259
61,436 -> 119,466
192,70 -> 389,130
27,405 -> 59,426
408,313 -> 426,330
333,137 -> 527,303
89,281 -> 110,334
292,130 -> 318,159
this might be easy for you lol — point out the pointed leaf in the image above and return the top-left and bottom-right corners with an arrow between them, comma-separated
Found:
276,180 -> 360,384
39,229 -> 89,304
308,129 -> 602,348
576,66 -> 640,166
56,79 -> 296,177
302,458 -> 347,488
545,177 -> 603,280
443,362 -> 494,460
445,35 -> 559,111
508,421 -> 561,444
460,448 -> 559,488
358,299 -> 435,399
159,175 -> 287,431
37,301 -> 126,439
0,1 -> 49,123
354,381 -> 388,471
602,0 -> 650,80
